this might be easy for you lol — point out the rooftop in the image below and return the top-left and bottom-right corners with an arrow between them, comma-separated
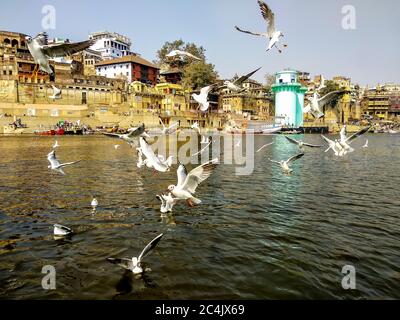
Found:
95,55 -> 160,69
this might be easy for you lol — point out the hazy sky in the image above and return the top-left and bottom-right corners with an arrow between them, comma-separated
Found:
1,0 -> 399,86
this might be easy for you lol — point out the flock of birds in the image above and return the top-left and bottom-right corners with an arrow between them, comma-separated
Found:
45,118 -> 371,274
22,0 -> 372,276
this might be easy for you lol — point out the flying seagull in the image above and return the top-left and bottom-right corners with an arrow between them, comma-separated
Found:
168,158 -> 219,206
107,233 -> 163,274
53,224 -> 73,236
340,126 -> 371,153
284,135 -> 323,151
339,125 -> 354,153
191,122 -> 201,135
139,137 -> 172,173
101,123 -> 148,143
303,90 -> 346,119
256,142 -> 274,153
269,153 -> 305,174
219,67 -> 262,92
114,144 -> 121,150
47,150 -> 80,175
166,50 -> 202,61
362,139 -> 368,148
192,84 -> 216,112
321,135 -> 342,156
52,140 -> 59,149
235,1 -> 287,53
156,193 -> 176,213
159,117 -> 179,135
192,140 -> 212,156
25,32 -> 94,75
49,85 -> 61,99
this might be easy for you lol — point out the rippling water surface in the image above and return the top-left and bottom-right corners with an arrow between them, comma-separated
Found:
0,134 -> 399,299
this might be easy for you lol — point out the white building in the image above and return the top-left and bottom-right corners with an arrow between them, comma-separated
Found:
89,31 -> 132,60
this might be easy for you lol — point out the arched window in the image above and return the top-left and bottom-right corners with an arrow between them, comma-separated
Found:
11,39 -> 19,47
20,41 -> 26,47
3,38 -> 11,45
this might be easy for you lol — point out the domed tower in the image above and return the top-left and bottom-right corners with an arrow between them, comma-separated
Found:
272,70 -> 308,128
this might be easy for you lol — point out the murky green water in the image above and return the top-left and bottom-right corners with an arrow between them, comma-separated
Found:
0,133 -> 399,299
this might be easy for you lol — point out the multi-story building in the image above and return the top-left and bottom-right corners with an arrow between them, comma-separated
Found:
95,55 -> 159,85
160,68 -> 183,84
333,76 -> 351,89
89,31 -> 132,60
297,70 -> 312,87
361,83 -> 400,120
0,30 -> 50,83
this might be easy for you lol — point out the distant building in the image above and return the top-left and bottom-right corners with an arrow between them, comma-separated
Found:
297,70 -> 311,87
333,76 -> 351,88
95,55 -> 160,85
160,68 -> 183,84
89,31 -> 132,60
362,83 -> 400,120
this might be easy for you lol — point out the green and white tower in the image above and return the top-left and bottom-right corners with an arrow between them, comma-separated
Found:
272,70 -> 308,128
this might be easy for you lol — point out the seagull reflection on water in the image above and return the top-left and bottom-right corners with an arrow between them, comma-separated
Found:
112,269 -> 157,299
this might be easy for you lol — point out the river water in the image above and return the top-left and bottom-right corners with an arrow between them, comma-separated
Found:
0,133 -> 399,299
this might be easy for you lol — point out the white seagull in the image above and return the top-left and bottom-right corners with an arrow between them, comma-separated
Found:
362,139 -> 369,148
107,233 -> 163,274
256,142 -> 274,153
101,123 -> 148,143
168,158 -> 219,206
220,67 -> 262,92
339,125 -> 354,153
285,135 -> 323,151
52,140 -> 59,149
139,137 -> 172,173
269,153 -> 305,174
91,198 -> 98,210
47,150 -> 80,175
159,117 -> 179,135
303,90 -> 345,119
192,84 -> 215,112
235,1 -> 287,53
114,144 -> 121,150
156,193 -> 176,213
191,122 -> 201,135
340,126 -> 372,153
53,224 -> 73,236
25,32 -> 94,75
49,85 -> 62,99
166,50 -> 202,61
321,135 -> 341,156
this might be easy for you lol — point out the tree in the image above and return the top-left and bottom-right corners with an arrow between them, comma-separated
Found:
156,39 -> 218,90
319,80 -> 340,96
182,62 -> 218,90
264,73 -> 275,89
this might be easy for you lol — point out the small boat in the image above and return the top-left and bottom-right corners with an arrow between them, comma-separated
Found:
34,128 -> 65,136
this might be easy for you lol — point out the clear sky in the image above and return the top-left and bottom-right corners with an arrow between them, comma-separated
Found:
1,0 -> 399,86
